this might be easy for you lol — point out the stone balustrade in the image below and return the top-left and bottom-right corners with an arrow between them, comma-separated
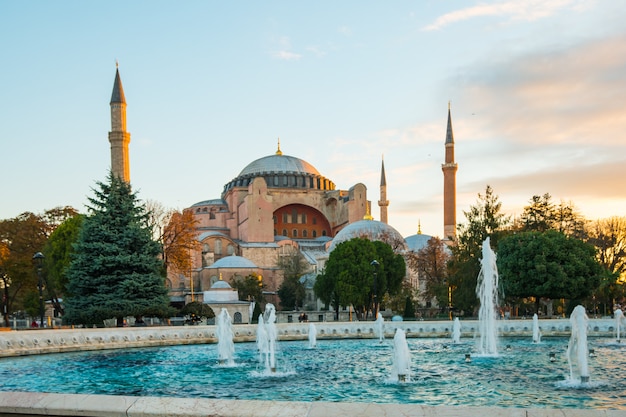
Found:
0,318 -> 619,358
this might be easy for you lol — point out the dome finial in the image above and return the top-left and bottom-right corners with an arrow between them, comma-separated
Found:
363,202 -> 374,220
276,138 -> 283,155
417,220 -> 422,234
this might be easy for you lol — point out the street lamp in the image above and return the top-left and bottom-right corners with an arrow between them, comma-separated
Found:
32,252 -> 45,328
371,260 -> 379,319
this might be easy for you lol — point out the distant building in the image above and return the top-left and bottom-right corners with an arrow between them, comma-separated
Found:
107,68 -> 458,313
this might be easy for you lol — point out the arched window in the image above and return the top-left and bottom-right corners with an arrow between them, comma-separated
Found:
227,244 -> 235,255
215,239 -> 222,255
322,230 -> 327,236
293,229 -> 298,238
301,213 -> 307,224
302,230 -> 308,238
202,243 -> 210,253
282,229 -> 288,236
312,230 -> 317,238
234,312 -> 243,324
292,208 -> 298,224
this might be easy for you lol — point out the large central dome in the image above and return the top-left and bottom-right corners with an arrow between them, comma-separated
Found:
222,145 -> 336,195
239,154 -> 321,177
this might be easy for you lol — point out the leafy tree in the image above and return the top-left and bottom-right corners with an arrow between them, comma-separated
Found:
42,214 -> 84,316
403,295 -> 415,319
498,230 -> 604,314
276,249 -> 309,310
277,276 -> 305,310
64,174 -> 173,327
314,238 -> 405,320
518,194 -> 585,237
180,301 -> 215,323
448,185 -> 510,315
519,194 -> 554,232
0,212 -> 50,325
230,273 -> 265,303
407,237 -> 451,309
144,200 -> 200,277
585,216 -> 626,310
162,211 -> 199,276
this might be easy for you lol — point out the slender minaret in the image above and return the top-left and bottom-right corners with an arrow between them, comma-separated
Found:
108,63 -> 131,182
441,102 -> 458,241
378,156 -> 389,224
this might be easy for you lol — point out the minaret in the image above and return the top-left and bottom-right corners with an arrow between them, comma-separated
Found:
108,63 -> 131,182
441,102 -> 458,241
378,157 -> 389,224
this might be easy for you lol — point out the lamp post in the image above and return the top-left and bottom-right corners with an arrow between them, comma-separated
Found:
371,260 -> 379,319
32,252 -> 45,328
448,285 -> 453,320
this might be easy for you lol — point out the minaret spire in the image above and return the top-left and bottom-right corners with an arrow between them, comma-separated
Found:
378,155 -> 389,224
108,64 -> 131,182
441,103 -> 458,241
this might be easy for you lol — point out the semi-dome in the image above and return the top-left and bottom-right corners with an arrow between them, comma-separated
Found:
222,146 -> 336,195
329,219 -> 407,252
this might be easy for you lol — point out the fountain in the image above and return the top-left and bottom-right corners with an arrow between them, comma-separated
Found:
1,323 -> 626,411
451,317 -> 461,344
532,313 -> 541,343
376,312 -> 385,342
391,328 -> 411,382
308,322 -> 317,349
476,237 -> 499,355
567,305 -> 590,384
216,308 -> 235,366
256,303 -> 278,373
615,309 -> 624,342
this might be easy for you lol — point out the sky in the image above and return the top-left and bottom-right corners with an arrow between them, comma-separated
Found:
1,0 -> 625,238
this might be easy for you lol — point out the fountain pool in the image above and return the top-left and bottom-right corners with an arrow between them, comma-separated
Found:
1,336 -> 625,409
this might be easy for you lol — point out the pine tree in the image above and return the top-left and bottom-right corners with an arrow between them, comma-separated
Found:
64,173 -> 172,326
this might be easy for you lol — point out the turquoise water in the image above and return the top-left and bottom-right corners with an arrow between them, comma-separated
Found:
1,337 -> 625,409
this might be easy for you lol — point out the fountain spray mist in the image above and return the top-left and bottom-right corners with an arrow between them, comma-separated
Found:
476,237 -> 499,355
567,305 -> 590,383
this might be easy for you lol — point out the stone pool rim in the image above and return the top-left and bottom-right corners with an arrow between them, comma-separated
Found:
0,318 -> 624,416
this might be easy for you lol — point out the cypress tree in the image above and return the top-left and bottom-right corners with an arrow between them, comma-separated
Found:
64,173 -> 172,326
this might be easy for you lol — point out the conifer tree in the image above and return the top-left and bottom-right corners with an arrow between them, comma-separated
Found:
64,173 -> 172,326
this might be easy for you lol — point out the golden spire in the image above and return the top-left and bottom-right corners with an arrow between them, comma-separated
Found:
417,220 -> 422,234
276,138 -> 283,155
363,201 -> 374,220
219,272 -> 223,281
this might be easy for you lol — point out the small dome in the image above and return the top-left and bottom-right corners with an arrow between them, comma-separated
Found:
329,219 -> 407,252
210,280 -> 233,289
405,234 -> 433,252
208,255 -> 257,269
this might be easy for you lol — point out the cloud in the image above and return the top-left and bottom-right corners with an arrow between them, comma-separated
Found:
270,36 -> 302,61
338,26 -> 352,36
272,50 -> 302,61
422,0 -> 585,31
459,33 -> 626,147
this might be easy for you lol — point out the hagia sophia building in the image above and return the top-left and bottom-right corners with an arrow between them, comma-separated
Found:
108,66 -> 458,320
